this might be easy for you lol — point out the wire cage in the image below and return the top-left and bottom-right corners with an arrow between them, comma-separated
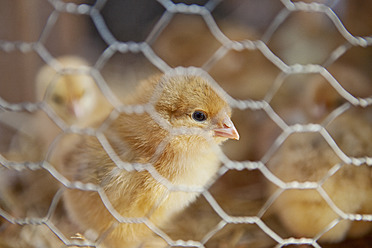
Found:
0,0 -> 371,247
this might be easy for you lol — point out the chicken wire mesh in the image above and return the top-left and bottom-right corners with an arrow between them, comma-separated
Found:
0,0 -> 372,247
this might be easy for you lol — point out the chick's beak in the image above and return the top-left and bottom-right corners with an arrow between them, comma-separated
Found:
68,101 -> 84,119
213,116 -> 240,140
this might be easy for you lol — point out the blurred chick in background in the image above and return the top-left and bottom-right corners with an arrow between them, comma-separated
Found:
255,63 -> 372,160
6,55 -> 112,162
35,55 -> 112,128
262,63 -> 372,243
266,106 -> 372,242
61,73 -> 239,248
0,56 -> 112,238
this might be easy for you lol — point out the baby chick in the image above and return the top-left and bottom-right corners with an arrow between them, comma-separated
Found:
61,73 -> 239,248
266,108 -> 372,242
0,56 -> 113,239
36,55 -> 111,127
5,56 -> 112,161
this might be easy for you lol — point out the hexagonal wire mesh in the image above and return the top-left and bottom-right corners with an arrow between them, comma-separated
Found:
0,0 -> 372,247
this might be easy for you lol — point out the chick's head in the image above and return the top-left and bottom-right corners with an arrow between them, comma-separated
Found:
153,74 -> 239,144
36,56 -> 99,125
46,74 -> 98,124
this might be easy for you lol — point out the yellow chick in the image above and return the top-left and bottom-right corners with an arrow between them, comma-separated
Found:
61,73 -> 239,248
0,56 -> 113,238
36,55 -> 112,127
5,56 -> 112,161
266,108 -> 372,242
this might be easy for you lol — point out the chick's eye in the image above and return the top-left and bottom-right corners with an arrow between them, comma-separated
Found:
52,94 -> 64,105
192,110 -> 207,122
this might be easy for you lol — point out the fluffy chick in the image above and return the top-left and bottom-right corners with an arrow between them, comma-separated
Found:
266,108 -> 372,242
61,73 -> 239,248
0,56 -> 112,236
36,55 -> 111,127
5,56 -> 112,161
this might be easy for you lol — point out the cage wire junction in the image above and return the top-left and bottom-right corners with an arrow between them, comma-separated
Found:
0,0 -> 372,247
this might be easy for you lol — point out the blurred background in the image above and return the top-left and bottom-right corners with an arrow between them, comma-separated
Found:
1,0 -> 371,101
0,0 -> 371,247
